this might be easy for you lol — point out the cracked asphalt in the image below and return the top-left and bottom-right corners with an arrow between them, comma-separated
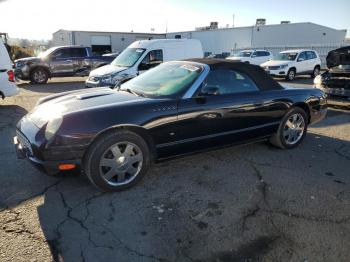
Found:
0,77 -> 349,262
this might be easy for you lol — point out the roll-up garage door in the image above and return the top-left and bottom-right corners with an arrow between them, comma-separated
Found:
91,35 -> 111,55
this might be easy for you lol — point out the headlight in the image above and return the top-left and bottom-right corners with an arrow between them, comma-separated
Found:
45,116 -> 63,140
279,64 -> 288,69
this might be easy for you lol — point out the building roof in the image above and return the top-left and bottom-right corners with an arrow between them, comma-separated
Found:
53,29 -> 165,36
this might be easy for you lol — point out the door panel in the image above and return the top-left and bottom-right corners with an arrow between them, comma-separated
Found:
49,49 -> 74,76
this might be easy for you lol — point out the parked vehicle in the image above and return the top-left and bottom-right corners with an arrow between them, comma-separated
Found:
15,59 -> 327,192
314,46 -> 350,107
85,39 -> 203,88
226,50 -> 273,65
14,46 -> 114,84
206,53 -> 230,59
0,40 -> 19,99
261,49 -> 321,81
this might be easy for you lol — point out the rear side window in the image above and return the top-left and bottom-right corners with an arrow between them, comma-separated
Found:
70,48 -> 87,58
202,69 -> 259,95
306,51 -> 317,60
256,51 -> 270,57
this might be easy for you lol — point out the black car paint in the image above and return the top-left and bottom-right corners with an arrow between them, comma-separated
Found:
15,60 -> 327,173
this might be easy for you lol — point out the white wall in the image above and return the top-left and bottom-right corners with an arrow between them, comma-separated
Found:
166,23 -> 347,55
252,23 -> 346,47
52,30 -> 165,52
52,30 -> 73,46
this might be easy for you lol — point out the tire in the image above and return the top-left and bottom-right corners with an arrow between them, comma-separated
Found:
83,130 -> 151,192
285,68 -> 296,81
30,68 -> 49,84
270,107 -> 308,149
311,66 -> 320,78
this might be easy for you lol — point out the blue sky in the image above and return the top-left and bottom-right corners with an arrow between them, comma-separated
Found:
0,0 -> 349,39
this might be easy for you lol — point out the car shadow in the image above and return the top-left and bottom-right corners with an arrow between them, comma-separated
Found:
276,76 -> 314,85
18,79 -> 86,94
31,133 -> 350,260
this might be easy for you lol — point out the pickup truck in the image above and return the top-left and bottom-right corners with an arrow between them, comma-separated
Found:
14,46 -> 114,84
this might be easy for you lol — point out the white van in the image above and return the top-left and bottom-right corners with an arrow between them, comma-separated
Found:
0,40 -> 19,99
85,39 -> 203,88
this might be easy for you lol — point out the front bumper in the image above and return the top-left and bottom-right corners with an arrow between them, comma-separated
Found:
14,135 -> 83,175
264,68 -> 287,76
315,85 -> 350,107
14,65 -> 30,80
85,77 -> 112,88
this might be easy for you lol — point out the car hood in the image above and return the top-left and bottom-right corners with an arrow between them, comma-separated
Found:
14,57 -> 41,63
261,60 -> 290,67
28,88 -> 148,128
90,64 -> 128,77
326,46 -> 350,68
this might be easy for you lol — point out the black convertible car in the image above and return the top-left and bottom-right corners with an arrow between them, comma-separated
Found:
15,59 -> 327,191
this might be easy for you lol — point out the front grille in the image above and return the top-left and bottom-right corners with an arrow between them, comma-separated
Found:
268,66 -> 280,70
16,131 -> 33,156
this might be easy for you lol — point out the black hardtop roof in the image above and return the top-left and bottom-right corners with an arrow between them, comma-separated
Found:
184,58 -> 283,91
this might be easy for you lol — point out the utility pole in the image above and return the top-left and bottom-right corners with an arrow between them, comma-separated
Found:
232,14 -> 235,27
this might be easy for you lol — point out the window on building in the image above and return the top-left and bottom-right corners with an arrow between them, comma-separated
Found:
201,69 -> 259,95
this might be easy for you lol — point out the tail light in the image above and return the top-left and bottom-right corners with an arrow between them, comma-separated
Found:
7,70 -> 14,82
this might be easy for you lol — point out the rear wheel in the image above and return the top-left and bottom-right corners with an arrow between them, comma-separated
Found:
30,68 -> 48,84
270,107 -> 308,149
285,68 -> 296,81
84,130 -> 151,192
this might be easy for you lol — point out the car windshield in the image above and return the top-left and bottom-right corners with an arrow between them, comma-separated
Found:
111,48 -> 145,67
119,62 -> 203,98
37,47 -> 59,58
234,51 -> 252,57
274,52 -> 298,61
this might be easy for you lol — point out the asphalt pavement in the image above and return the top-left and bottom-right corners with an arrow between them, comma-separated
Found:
0,76 -> 349,262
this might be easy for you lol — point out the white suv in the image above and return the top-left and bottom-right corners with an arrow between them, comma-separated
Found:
0,40 -> 19,99
226,50 -> 273,65
261,49 -> 321,81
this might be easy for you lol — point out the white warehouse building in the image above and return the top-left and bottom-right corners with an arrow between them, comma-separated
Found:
52,30 -> 165,54
53,22 -> 347,65
166,22 -> 347,56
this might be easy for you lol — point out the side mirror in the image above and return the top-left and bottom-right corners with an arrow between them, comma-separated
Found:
298,58 -> 305,62
200,86 -> 220,96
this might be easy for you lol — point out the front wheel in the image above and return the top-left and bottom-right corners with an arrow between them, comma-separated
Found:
84,130 -> 151,192
30,68 -> 49,84
270,107 -> 308,149
285,68 -> 296,81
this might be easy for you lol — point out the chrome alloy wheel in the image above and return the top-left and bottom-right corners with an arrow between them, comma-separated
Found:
33,70 -> 47,83
99,142 -> 143,186
283,113 -> 305,145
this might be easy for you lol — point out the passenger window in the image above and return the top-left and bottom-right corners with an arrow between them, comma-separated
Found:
201,69 -> 259,95
138,49 -> 163,71
51,49 -> 71,59
298,52 -> 307,61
